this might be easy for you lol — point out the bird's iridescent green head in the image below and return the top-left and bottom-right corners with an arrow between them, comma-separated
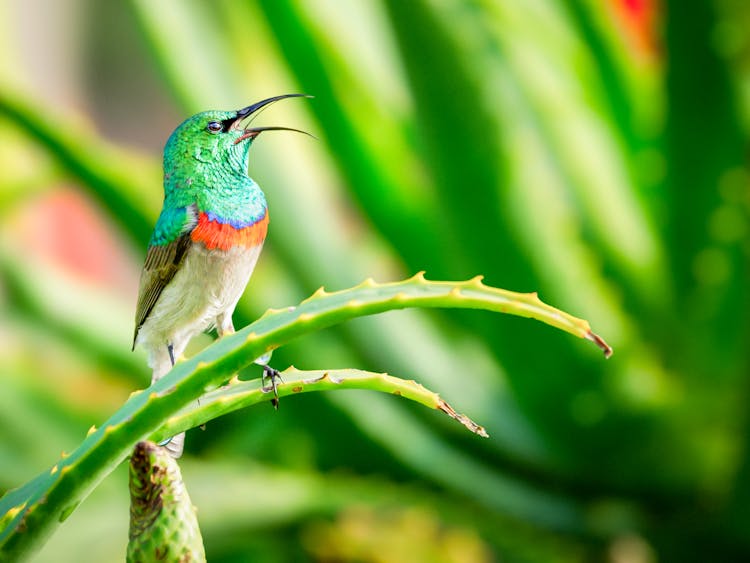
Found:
164,94 -> 311,177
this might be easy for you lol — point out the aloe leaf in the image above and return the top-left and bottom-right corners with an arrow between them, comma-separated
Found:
154,368 -> 488,442
381,0 -> 509,279
378,1 -> 613,457
479,1 -> 668,302
129,0 -> 239,111
254,0 -> 453,277
0,275 -> 609,558
662,0 -> 749,375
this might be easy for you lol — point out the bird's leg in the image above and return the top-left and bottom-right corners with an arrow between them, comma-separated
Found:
216,314 -> 236,394
216,313 -> 235,338
254,351 -> 281,408
261,364 -> 282,410
220,312 -> 283,409
157,341 -> 182,453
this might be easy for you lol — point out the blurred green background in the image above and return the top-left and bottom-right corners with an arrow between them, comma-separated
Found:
1,0 -> 749,561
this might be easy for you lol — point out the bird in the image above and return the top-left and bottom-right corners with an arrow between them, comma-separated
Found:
133,94 -> 311,458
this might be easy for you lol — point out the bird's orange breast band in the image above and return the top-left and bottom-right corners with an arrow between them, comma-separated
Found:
191,211 -> 269,251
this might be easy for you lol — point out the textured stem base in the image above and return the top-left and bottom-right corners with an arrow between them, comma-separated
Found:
128,441 -> 205,563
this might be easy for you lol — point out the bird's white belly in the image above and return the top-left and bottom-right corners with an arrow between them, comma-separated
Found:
136,243 -> 263,351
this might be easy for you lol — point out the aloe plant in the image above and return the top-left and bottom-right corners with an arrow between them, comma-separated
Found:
127,369 -> 488,562
0,276 -> 608,559
2,0 -> 749,560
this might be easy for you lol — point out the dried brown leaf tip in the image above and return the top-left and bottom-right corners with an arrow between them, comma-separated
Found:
438,401 -> 489,437
586,331 -> 613,359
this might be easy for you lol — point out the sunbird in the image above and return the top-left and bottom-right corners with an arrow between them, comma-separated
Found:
133,94 -> 311,457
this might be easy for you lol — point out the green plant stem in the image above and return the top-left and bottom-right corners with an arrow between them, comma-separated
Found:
127,442 -> 205,562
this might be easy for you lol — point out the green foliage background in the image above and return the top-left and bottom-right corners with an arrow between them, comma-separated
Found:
0,0 -> 748,561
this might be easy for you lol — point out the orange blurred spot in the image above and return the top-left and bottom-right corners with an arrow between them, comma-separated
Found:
611,0 -> 661,58
10,186 -> 138,295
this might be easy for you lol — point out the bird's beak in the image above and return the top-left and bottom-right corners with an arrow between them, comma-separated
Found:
230,93 -> 314,144
233,125 -> 315,145
233,93 -> 310,124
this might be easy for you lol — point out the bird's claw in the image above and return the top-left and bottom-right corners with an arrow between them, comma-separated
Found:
262,365 -> 283,409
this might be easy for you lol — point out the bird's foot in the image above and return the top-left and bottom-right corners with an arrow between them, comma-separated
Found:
261,365 -> 283,410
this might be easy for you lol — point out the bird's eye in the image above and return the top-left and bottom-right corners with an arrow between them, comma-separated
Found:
206,121 -> 223,134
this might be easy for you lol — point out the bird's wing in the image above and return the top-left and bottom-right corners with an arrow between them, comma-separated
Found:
133,205 -> 197,347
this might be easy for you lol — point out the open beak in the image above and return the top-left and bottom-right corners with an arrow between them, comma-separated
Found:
233,125 -> 314,144
230,93 -> 313,144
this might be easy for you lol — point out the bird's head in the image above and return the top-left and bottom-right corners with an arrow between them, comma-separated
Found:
164,94 -> 312,175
